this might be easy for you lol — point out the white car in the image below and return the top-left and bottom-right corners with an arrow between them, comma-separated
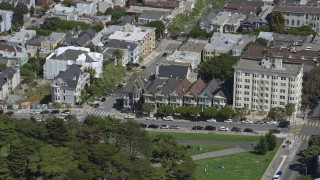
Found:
241,119 -> 253,124
267,120 -> 277,125
124,115 -> 135,119
224,119 -> 233,123
207,118 -> 216,122
36,118 -> 42,122
146,116 -> 156,120
160,125 -> 169,129
163,116 -> 174,121
219,126 -> 229,131
30,110 -> 40,115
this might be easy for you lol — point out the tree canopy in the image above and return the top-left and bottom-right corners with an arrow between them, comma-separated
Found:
199,54 -> 239,82
144,20 -> 165,39
0,115 -> 196,179
288,25 -> 316,36
268,12 -> 286,33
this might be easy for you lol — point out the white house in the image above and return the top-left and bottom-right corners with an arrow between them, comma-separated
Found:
98,0 -> 114,14
8,28 -> 36,48
165,50 -> 201,69
0,10 -> 13,33
0,66 -> 20,101
43,46 -> 103,79
50,4 -> 79,20
76,1 -> 96,15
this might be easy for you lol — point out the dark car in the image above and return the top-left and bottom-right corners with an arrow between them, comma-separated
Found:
5,111 -> 14,116
140,123 -> 147,128
254,120 -> 264,124
243,128 -> 254,133
51,109 -> 60,114
204,125 -> 216,131
100,97 -> 106,102
311,104 -> 316,110
148,124 -> 159,129
270,129 -> 282,134
93,103 -> 100,108
41,110 -> 50,114
231,127 -> 242,132
278,121 -> 290,128
162,52 -> 168,57
192,126 -> 204,130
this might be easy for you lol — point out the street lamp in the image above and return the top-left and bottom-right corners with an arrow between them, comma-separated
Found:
305,166 -> 308,177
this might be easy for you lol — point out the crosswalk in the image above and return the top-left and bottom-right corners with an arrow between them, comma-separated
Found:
305,121 -> 320,127
87,109 -> 114,117
164,50 -> 173,53
298,134 -> 311,141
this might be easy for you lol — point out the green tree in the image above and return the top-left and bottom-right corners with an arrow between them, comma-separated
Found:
139,56 -> 144,64
0,121 -> 17,147
288,25 -> 316,36
189,27 -> 209,39
268,12 -> 286,33
285,103 -> 296,120
268,107 -> 285,120
199,54 -> 239,82
265,130 -> 277,151
234,107 -> 250,121
296,176 -> 313,180
255,37 -> 268,46
0,156 -> 12,179
62,0 -> 70,6
255,136 -> 268,155
218,106 -> 235,118
0,2 -> 14,10
28,145 -> 78,179
255,6 -> 262,16
187,106 -> 201,117
256,25 -> 270,32
144,20 -> 165,39
45,118 -> 72,147
112,49 -> 124,65
8,141 -> 27,178
29,6 -> 35,16
202,107 -> 218,118
13,3 -> 28,26
175,106 -> 189,117
141,103 -> 155,116
157,105 -> 174,116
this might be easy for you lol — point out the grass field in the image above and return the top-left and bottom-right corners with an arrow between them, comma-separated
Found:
148,131 -> 260,142
194,145 -> 280,180
185,144 -> 235,156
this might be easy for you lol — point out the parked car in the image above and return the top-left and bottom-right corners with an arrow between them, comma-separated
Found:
169,125 -> 180,129
146,116 -> 156,120
254,120 -> 264,124
100,97 -> 106,102
160,125 -> 169,129
148,124 -> 159,129
93,103 -> 100,108
241,119 -> 252,124
278,121 -> 290,128
273,171 -> 283,180
124,115 -> 135,119
41,110 -> 50,114
36,118 -> 42,122
243,128 -> 254,133
224,119 -> 232,123
231,127 -> 242,132
204,125 -> 216,131
61,110 -> 71,116
206,118 -> 216,122
30,110 -> 40,115
51,109 -> 60,114
218,126 -> 229,131
192,126 -> 203,130
270,129 -> 282,134
140,123 -> 147,128
162,52 -> 168,57
163,116 -> 174,121
5,111 -> 14,116
266,121 -> 277,125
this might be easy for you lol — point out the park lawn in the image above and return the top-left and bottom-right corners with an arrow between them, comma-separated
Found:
185,144 -> 235,156
148,131 -> 260,142
194,144 -> 280,180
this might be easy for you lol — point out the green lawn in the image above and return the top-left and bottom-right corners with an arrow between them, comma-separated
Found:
185,144 -> 235,156
194,145 -> 280,180
148,132 -> 260,142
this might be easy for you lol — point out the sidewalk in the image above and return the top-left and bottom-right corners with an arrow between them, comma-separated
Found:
192,147 -> 246,160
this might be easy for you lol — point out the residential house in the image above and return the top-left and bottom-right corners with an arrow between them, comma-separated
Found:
91,25 -> 123,49
144,78 -> 167,106
127,5 -> 178,19
155,78 -> 180,107
233,58 -> 303,115
0,44 -> 28,65
8,28 -> 36,50
50,4 -> 79,20
123,75 -> 149,109
274,5 -> 320,28
104,39 -> 139,64
156,63 -> 192,80
144,1 -> 182,12
118,15 -> 135,26
98,0 -> 114,13
169,78 -> 191,109
43,46 -> 103,79
204,33 -> 256,59
76,1 -> 96,15
51,64 -> 90,105
0,57 -> 17,67
103,48 -> 129,66
138,10 -> 165,25
199,10 -> 219,32
183,78 -> 206,107
41,32 -> 66,54
0,10 -> 13,33
179,38 -> 207,54
64,28 -> 96,47
211,11 -> 246,33
0,66 -> 20,101
108,24 -> 156,58
26,35 -> 46,55
211,11 -> 231,33
113,0 -> 125,7
91,15 -> 112,24
165,50 -> 201,69
241,14 -> 268,31
198,79 -> 227,110
257,32 -> 312,47
0,0 -> 35,8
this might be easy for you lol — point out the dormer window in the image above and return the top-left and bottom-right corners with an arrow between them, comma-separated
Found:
62,83 -> 66,86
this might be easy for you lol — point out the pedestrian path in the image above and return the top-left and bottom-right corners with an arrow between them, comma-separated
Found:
192,147 -> 246,160
304,120 -> 320,127
169,40 -> 182,44
87,109 -> 112,117
297,134 -> 311,141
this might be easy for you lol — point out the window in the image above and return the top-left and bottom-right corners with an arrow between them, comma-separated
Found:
280,102 -> 285,105
262,75 -> 264,78
244,104 -> 249,108
245,73 -> 250,76
237,85 -> 242,88
266,87 -> 269,91
297,20 -> 300,26
236,72 -> 241,75
280,89 -> 286,93
244,97 -> 249,101
291,19 -> 295,26
244,91 -> 249,95
265,100 -> 268,103
245,79 -> 250,83
266,94 -> 269,97
237,97 -> 241,100
245,85 -> 250,89
261,81 -> 264,84
272,76 -> 277,80
260,87 -> 264,91
281,77 -> 286,80
260,93 -> 263,97
254,93 -> 258,96
280,95 -> 285,99
281,83 -> 286,87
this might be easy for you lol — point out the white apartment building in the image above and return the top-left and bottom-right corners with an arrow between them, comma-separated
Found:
233,58 -> 303,115
50,4 -> 78,20
108,24 -> 156,58
0,10 -> 13,32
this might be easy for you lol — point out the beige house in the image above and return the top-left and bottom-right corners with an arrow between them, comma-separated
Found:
41,32 -> 66,54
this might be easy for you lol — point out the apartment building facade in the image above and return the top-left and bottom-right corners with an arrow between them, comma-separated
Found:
233,58 -> 303,115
